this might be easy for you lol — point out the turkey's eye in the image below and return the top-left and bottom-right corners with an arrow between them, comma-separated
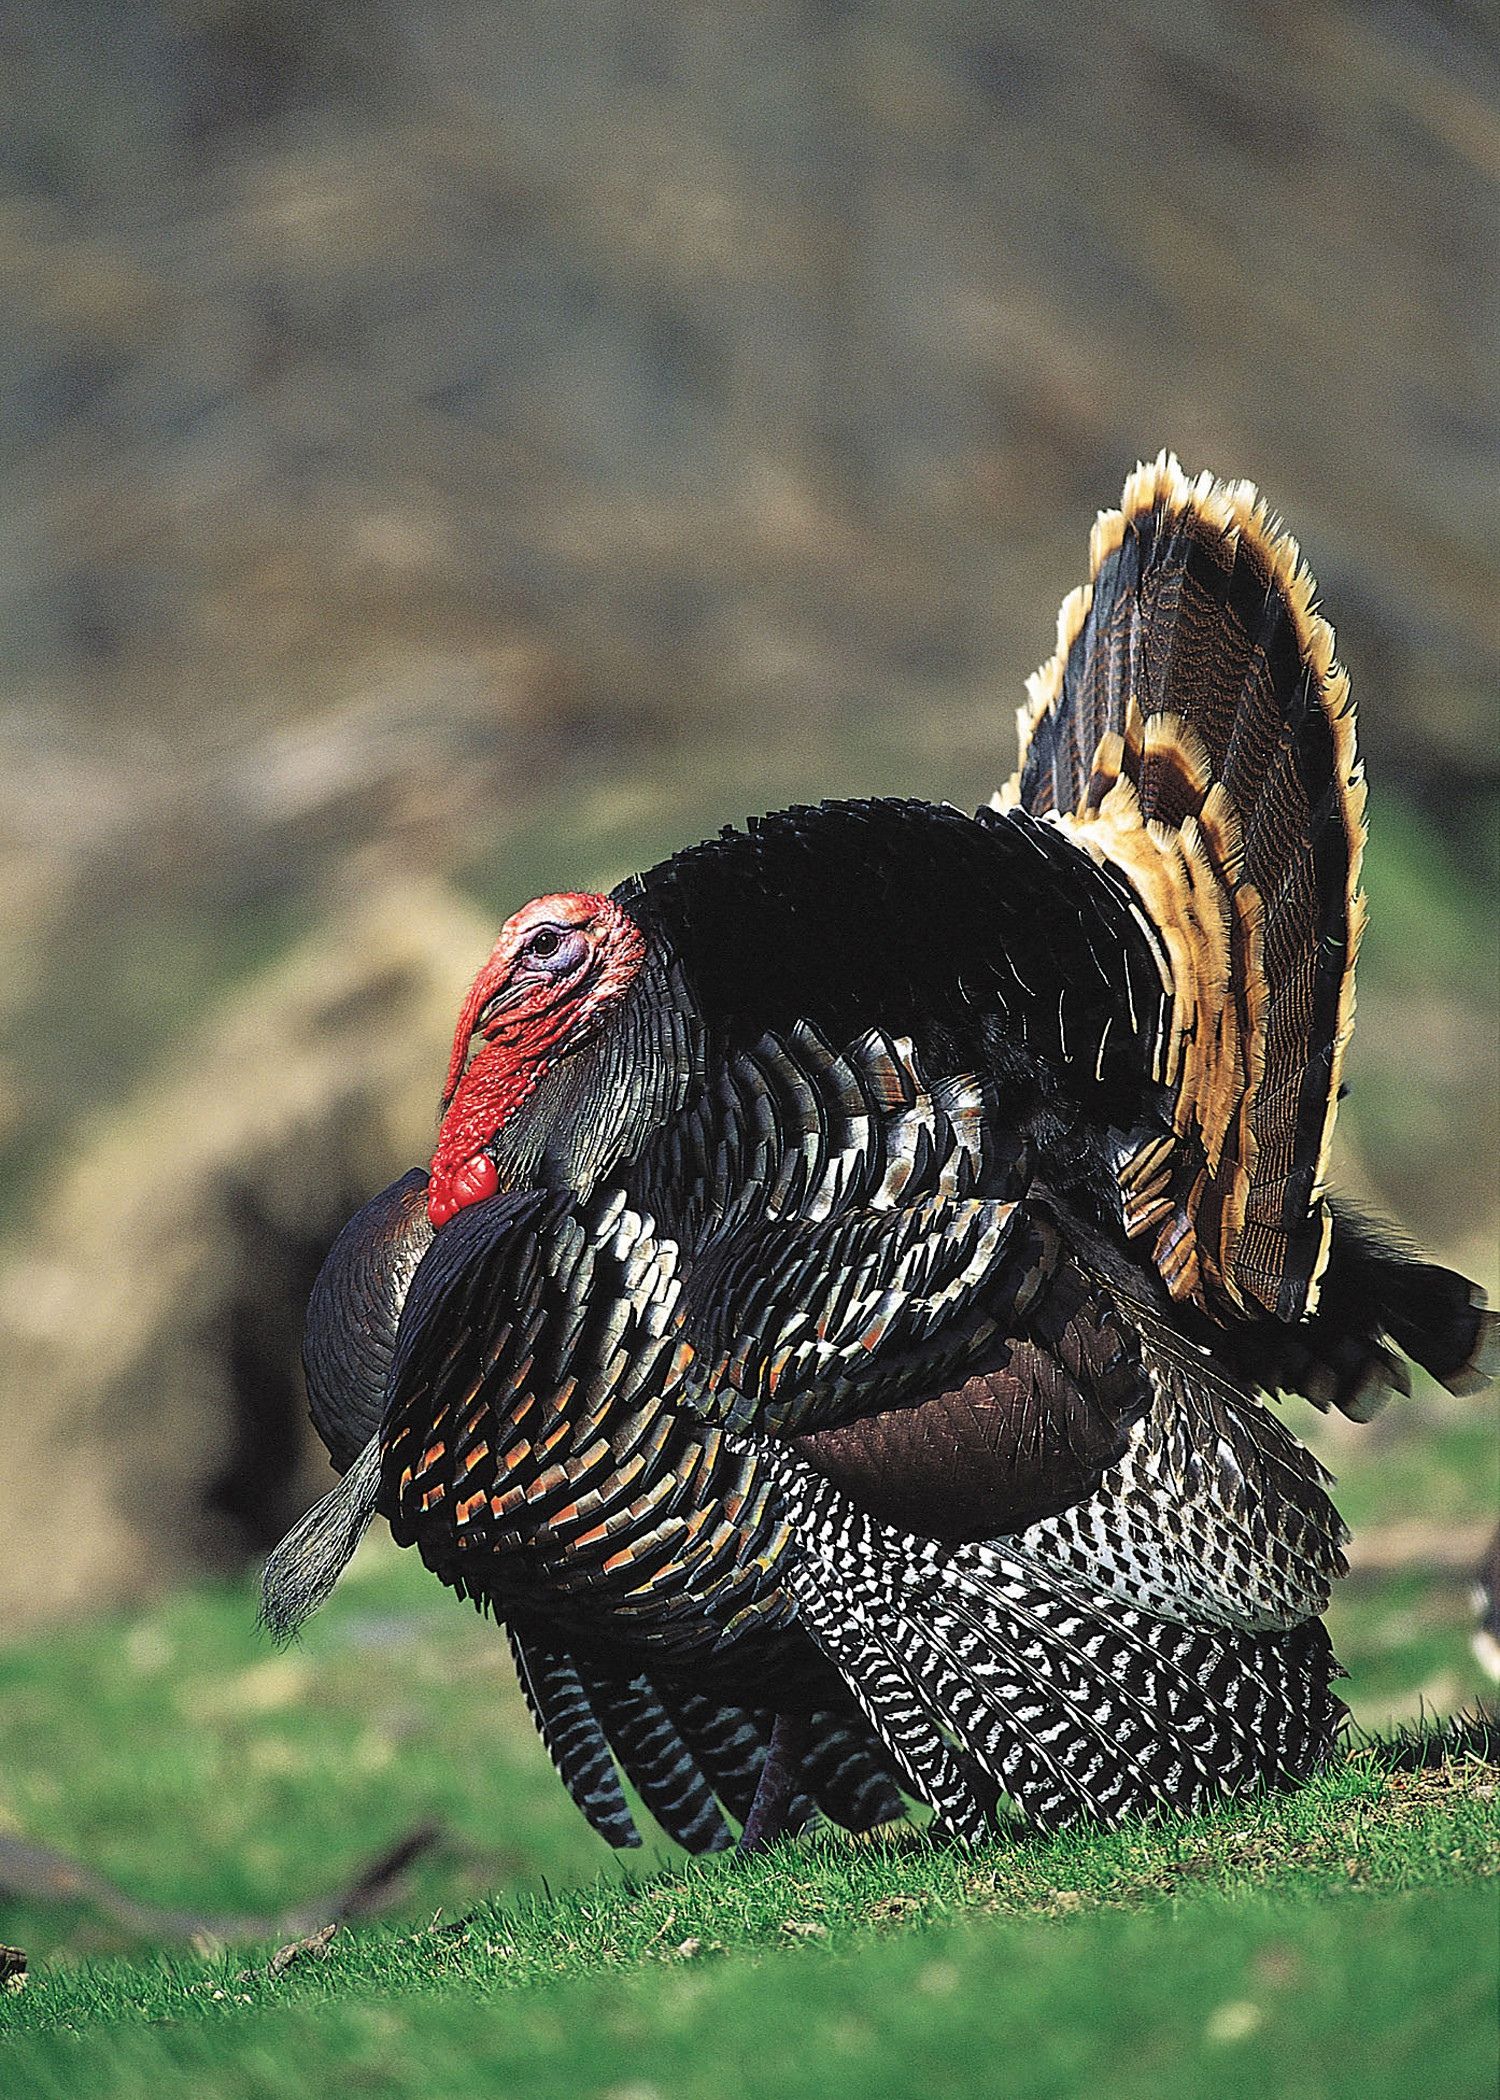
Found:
522,925 -> 586,973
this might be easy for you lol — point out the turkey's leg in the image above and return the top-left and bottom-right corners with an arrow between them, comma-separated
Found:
737,1712 -> 807,1854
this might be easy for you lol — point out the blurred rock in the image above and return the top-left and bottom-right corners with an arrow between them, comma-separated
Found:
0,875 -> 489,1630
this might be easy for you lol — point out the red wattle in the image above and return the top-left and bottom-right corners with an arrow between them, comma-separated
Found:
427,1152 -> 498,1227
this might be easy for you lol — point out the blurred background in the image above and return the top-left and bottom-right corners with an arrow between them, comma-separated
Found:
0,0 -> 1495,1954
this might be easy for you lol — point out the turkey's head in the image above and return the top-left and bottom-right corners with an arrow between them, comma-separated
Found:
428,892 -> 646,1226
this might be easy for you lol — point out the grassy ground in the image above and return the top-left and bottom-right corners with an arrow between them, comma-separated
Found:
0,1389 -> 1494,2094
2,1752 -> 1496,2097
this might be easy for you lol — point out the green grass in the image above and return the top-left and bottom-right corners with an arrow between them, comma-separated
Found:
1303,1391 -> 1499,1732
0,1391 -> 1494,2093
3,1768 -> 1496,2096
0,1542 -> 615,1966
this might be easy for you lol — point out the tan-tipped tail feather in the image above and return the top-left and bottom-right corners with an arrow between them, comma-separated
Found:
1000,454 -> 1367,1326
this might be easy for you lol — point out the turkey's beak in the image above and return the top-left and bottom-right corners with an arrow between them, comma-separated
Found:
474,983 -> 529,1037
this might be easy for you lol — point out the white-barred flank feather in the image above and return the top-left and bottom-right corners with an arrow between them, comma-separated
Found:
767,1448 -> 1340,1833
1010,1332 -> 1348,1634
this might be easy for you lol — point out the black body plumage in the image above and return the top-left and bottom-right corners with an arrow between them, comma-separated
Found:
265,456 -> 1495,1852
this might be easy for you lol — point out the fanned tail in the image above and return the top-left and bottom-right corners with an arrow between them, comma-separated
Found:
1000,453 -> 1367,1329
769,1449 -> 1343,1834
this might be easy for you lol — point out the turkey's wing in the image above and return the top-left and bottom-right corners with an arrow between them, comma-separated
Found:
672,1197 -> 1149,1539
302,1166 -> 433,1471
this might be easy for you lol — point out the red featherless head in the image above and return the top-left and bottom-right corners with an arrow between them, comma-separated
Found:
427,892 -> 646,1226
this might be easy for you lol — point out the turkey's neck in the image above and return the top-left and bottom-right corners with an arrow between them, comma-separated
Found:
428,1040 -> 557,1223
429,947 -> 702,1215
490,950 -> 703,1197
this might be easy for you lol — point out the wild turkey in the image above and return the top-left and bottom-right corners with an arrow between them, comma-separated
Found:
265,455 -> 1496,1851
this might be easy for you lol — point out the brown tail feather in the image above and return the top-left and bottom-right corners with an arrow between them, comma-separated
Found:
999,454 -> 1366,1327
